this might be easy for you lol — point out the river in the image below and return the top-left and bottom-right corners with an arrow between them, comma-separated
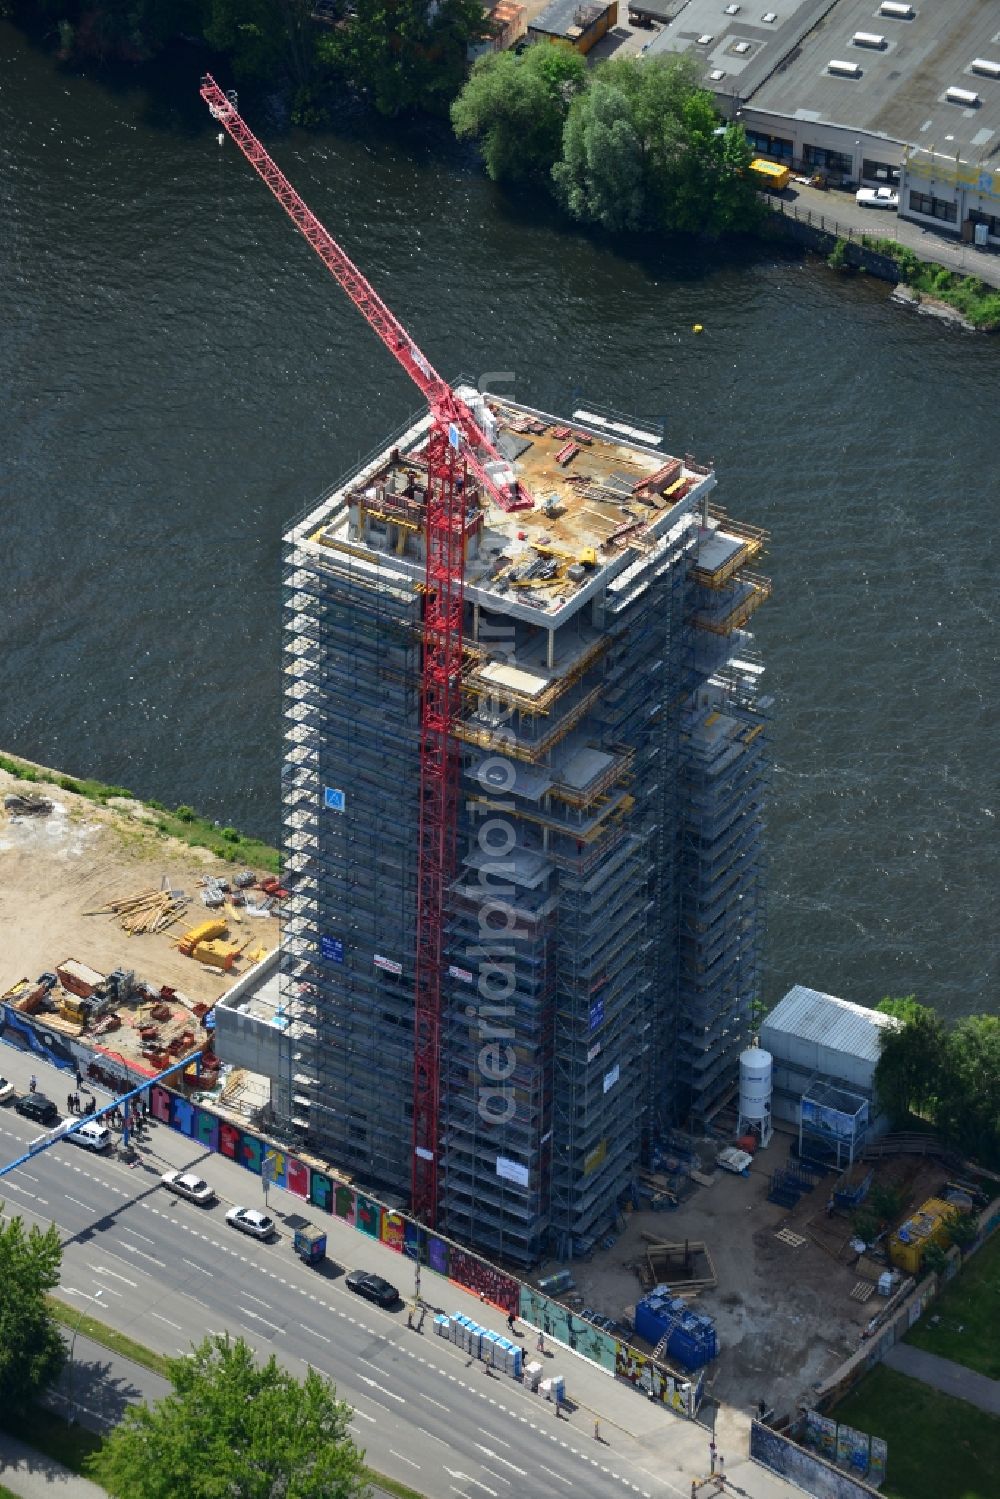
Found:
1,25 -> 996,1021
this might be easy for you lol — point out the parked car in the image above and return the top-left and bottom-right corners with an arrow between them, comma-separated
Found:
161,1169 -> 215,1204
65,1120 -> 112,1152
0,1076 -> 14,1105
15,1093 -> 59,1126
856,186 -> 898,209
226,1206 -> 275,1241
345,1269 -> 399,1307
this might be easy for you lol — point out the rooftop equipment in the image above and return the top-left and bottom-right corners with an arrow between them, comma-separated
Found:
945,86 -> 981,106
828,59 -> 862,78
878,1 -> 914,17
852,32 -> 886,49
970,58 -> 1000,80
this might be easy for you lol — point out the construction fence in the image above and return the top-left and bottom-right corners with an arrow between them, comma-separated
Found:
0,992 -> 706,1425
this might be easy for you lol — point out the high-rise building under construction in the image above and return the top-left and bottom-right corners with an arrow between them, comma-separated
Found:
226,387 -> 770,1268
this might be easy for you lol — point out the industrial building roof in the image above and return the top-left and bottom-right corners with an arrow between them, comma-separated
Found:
647,0 -> 833,100
761,984 -> 898,1065
748,0 -> 1000,158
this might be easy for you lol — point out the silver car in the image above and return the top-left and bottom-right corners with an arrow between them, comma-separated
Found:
161,1169 -> 215,1204
226,1206 -> 275,1241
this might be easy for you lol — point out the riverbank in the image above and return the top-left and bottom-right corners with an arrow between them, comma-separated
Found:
764,190 -> 1000,329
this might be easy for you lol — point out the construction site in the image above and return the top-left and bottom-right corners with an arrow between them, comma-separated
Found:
193,76 -> 772,1271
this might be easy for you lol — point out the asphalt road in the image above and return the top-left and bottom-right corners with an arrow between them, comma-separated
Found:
0,1052 -> 668,1499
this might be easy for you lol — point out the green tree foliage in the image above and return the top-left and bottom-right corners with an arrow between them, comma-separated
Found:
874,996 -> 946,1125
16,0 -> 204,61
321,0 -> 487,117
90,1334 -> 368,1499
937,1015 -> 1000,1165
0,1213 -> 65,1416
451,44 -> 586,182
204,0 -> 319,85
876,1001 -> 1000,1168
551,54 -> 759,236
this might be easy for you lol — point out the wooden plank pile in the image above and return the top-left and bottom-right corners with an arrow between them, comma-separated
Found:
85,887 -> 188,936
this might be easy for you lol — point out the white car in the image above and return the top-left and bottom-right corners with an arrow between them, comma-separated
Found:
0,1077 -> 14,1105
66,1120 -> 111,1152
856,186 -> 898,210
226,1206 -> 275,1241
161,1169 -> 216,1204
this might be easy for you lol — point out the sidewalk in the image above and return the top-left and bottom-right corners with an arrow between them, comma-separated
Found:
770,182 -> 1000,287
0,1433 -> 107,1499
884,1343 -> 1000,1416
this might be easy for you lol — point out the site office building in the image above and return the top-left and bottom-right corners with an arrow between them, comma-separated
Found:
276,391 -> 769,1266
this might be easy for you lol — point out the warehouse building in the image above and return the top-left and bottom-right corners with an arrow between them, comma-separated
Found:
647,0 -> 1000,243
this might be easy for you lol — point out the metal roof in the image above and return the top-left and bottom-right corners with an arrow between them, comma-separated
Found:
761,984 -> 898,1065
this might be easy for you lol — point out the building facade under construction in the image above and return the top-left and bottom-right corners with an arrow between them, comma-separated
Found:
221,389 -> 769,1267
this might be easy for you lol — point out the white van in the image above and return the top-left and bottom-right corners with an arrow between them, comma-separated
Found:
68,1120 -> 112,1152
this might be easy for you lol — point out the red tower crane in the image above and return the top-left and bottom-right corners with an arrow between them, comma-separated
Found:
200,76 -> 530,1225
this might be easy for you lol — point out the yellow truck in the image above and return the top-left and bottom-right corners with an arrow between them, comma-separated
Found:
749,158 -> 792,191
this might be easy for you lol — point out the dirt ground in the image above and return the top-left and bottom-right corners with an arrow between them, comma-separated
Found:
0,764 -> 280,1015
543,1132 -> 953,1420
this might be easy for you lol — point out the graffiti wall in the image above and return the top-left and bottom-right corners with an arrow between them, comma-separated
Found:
751,1422 -> 882,1499
520,1287 -> 617,1372
614,1344 -> 700,1418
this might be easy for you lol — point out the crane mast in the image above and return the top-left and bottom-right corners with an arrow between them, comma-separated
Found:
200,75 -> 523,1225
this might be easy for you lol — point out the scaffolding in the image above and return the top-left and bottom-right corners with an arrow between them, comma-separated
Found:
267,397 -> 771,1264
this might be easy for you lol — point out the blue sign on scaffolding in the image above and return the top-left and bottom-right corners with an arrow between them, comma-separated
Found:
323,786 -> 346,813
320,936 -> 344,963
589,999 -> 605,1031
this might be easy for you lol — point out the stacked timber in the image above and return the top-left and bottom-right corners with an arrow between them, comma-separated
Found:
85,888 -> 188,935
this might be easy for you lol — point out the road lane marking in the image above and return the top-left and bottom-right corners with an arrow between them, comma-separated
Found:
88,1264 -> 137,1288
117,1240 -> 166,1268
240,1307 -> 281,1332
350,1408 -> 376,1424
358,1374 -> 405,1404
64,1287 -> 108,1305
66,1196 -> 97,1212
120,1227 -> 155,1245
389,1450 -> 420,1470
150,1312 -> 182,1331
474,1445 -> 526,1476
18,1171 -> 39,1182
444,1472 -> 497,1498
182,1257 -> 213,1276
239,1291 -> 272,1309
538,1465 -> 572,1487
421,1393 -> 451,1412
301,1324 -> 330,1343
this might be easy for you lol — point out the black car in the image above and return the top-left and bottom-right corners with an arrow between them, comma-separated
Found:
16,1093 -> 59,1126
345,1270 -> 399,1307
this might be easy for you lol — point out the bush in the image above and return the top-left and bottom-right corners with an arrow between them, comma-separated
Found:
58,777 -> 80,793
827,237 -> 850,272
174,805 -> 196,823
221,827 -> 241,844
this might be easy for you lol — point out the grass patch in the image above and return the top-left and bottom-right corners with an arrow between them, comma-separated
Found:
0,1403 -> 103,1476
905,1231 -> 1000,1378
0,751 -> 281,873
47,1296 -> 171,1379
365,1470 -> 429,1498
833,1363 -> 1000,1499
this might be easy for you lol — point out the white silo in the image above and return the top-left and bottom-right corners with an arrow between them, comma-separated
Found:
737,1047 -> 773,1148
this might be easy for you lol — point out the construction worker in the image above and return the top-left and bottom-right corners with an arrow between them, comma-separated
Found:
29,1075 -> 37,1093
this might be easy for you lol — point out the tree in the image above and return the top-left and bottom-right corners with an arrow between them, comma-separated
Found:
551,54 -> 760,237
204,0 -> 320,86
0,1212 -> 65,1416
937,1014 -> 1000,1166
322,0 -> 488,117
874,996 -> 946,1126
90,1334 -> 368,1499
451,44 -> 587,183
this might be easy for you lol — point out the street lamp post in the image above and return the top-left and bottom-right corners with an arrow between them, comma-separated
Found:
68,1286 -> 103,1425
